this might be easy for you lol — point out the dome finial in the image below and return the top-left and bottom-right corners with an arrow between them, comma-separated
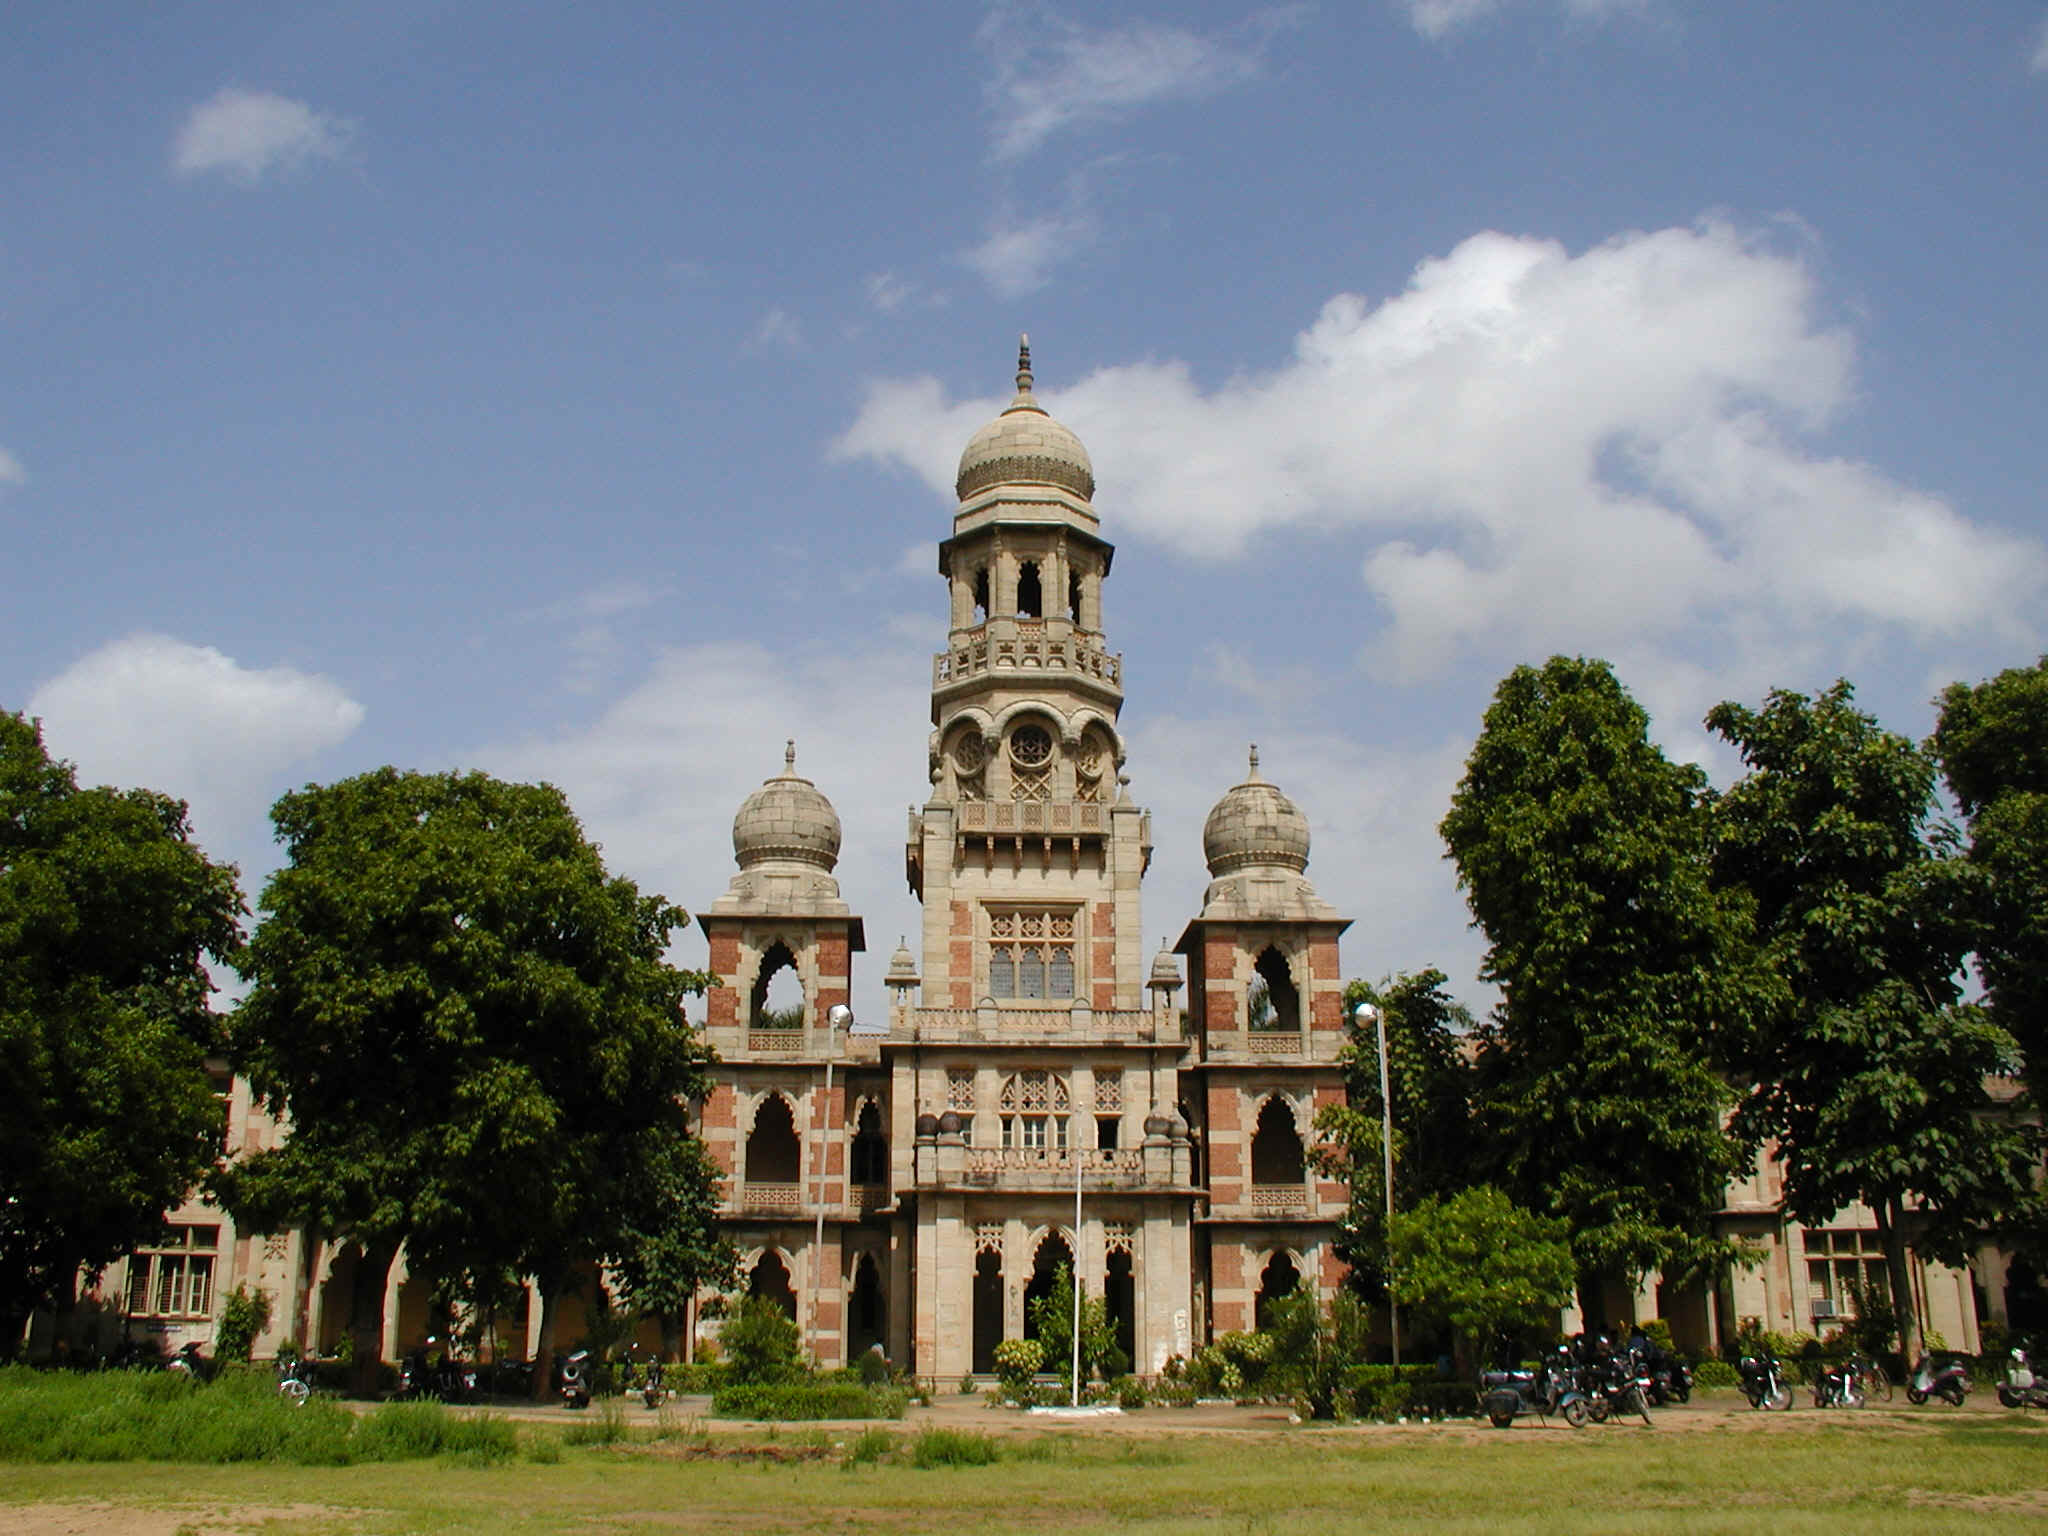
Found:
784,738 -> 797,774
1015,332 -> 1033,395
1248,743 -> 1262,782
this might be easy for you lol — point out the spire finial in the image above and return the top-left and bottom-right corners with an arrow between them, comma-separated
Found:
1248,743 -> 1261,780
784,738 -> 797,774
1015,332 -> 1033,395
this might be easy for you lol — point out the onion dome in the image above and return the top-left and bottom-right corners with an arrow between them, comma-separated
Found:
1201,745 -> 1310,876
954,335 -> 1095,502
1148,939 -> 1182,993
732,740 -> 841,872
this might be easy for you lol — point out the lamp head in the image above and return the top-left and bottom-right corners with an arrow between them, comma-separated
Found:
1352,1001 -> 1380,1027
826,1003 -> 855,1030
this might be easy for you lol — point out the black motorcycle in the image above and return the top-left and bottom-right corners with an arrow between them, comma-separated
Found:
398,1338 -> 479,1403
1481,1344 -> 1592,1429
1583,1343 -> 1654,1426
1739,1350 -> 1794,1411
1907,1351 -> 1972,1406
1811,1355 -> 1867,1409
164,1341 -> 214,1382
557,1348 -> 592,1410
1639,1345 -> 1693,1406
1998,1347 -> 2048,1410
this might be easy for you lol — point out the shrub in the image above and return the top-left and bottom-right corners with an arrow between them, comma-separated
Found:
709,1384 -> 909,1421
214,1286 -> 272,1364
856,1347 -> 892,1387
910,1428 -> 1000,1468
718,1298 -> 803,1385
561,1399 -> 629,1446
1693,1359 -> 1738,1389
842,1427 -> 896,1467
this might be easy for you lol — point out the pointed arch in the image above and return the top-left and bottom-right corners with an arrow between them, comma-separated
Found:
746,1092 -> 802,1184
1253,1249 -> 1302,1330
1247,946 -> 1300,1033
1250,1094 -> 1305,1186
752,941 -> 804,1029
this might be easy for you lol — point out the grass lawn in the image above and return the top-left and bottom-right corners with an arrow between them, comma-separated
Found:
4,1401 -> 2048,1535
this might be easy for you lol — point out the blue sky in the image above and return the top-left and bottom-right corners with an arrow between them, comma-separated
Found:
6,2 -> 2046,1018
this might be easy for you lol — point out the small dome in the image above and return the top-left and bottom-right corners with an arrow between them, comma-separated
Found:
732,741 -> 841,872
1202,745 -> 1310,876
954,335 -> 1095,502
1148,940 -> 1182,991
885,936 -> 919,986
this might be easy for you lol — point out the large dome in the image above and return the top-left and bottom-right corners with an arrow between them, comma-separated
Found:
732,741 -> 841,872
1201,745 -> 1311,876
954,335 -> 1095,502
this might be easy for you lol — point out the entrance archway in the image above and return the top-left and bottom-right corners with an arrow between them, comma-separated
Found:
849,1253 -> 885,1360
1105,1249 -> 1135,1372
748,1250 -> 797,1321
972,1250 -> 1003,1374
1254,1250 -> 1300,1331
1023,1232 -> 1074,1345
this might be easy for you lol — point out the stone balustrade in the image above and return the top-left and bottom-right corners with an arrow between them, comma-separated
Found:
932,632 -> 1121,688
905,1005 -> 1166,1045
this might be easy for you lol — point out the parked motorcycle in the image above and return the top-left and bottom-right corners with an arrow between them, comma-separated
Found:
1811,1355 -> 1866,1409
1739,1350 -> 1794,1411
1481,1344 -> 1592,1429
1906,1351 -> 1972,1407
1583,1342 -> 1654,1426
165,1342 -> 214,1382
1997,1348 -> 2048,1410
557,1348 -> 592,1410
398,1337 -> 480,1403
639,1356 -> 669,1411
1640,1346 -> 1693,1406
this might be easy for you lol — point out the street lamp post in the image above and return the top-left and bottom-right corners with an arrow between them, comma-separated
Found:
811,1003 -> 888,1367
1354,1001 -> 1398,1371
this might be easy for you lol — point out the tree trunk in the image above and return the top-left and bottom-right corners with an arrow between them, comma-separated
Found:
530,1280 -> 563,1402
1875,1199 -> 1923,1362
350,1242 -> 398,1397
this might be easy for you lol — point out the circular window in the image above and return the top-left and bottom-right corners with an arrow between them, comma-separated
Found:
1010,725 -> 1054,766
954,732 -> 986,771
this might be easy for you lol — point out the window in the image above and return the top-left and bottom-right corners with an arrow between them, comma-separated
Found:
127,1224 -> 220,1319
1008,724 -> 1055,802
1097,1116 -> 1120,1151
998,1070 -> 1070,1153
988,910 -> 1077,1000
1805,1229 -> 1891,1317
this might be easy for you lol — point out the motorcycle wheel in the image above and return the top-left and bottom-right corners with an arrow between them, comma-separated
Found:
1488,1410 -> 1515,1428
1588,1396 -> 1610,1424
1999,1386 -> 2023,1409
1561,1397 -> 1590,1429
1767,1384 -> 1793,1412
1847,1388 -> 1865,1410
1907,1387 -> 1928,1405
1631,1386 -> 1653,1427
280,1379 -> 310,1406
1673,1382 -> 1691,1404
1940,1384 -> 1967,1407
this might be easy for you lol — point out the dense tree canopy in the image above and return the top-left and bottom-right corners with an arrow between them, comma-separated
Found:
1706,681 -> 2038,1357
1933,658 -> 2048,1084
1387,1185 -> 1577,1368
219,767 -> 721,1380
0,712 -> 243,1355
1440,657 -> 1761,1305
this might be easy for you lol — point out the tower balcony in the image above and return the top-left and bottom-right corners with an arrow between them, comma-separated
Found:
932,623 -> 1122,693
903,1002 -> 1180,1046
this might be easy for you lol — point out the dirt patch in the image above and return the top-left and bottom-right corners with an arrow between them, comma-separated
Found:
0,1502 -> 342,1536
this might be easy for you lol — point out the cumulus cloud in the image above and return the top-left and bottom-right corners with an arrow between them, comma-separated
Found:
1401,0 -> 1649,40
746,306 -> 805,354
837,219 -> 2047,687
961,207 -> 1096,298
0,446 -> 23,488
979,2 -> 1303,160
28,634 -> 364,866
172,87 -> 355,183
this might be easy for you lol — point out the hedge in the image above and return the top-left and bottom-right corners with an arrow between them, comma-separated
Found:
708,1383 -> 910,1420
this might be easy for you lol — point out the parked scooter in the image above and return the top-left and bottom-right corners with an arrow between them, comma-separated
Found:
1739,1350 -> 1794,1411
1811,1355 -> 1866,1409
557,1348 -> 592,1410
1906,1351 -> 1972,1406
1997,1347 -> 2048,1410
1481,1343 -> 1592,1429
274,1353 -> 314,1406
639,1356 -> 669,1410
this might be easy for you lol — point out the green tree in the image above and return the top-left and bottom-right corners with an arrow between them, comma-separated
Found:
217,767 -> 719,1394
1387,1186 -> 1576,1370
1933,658 -> 2048,1082
0,713 -> 244,1358
1259,1287 -> 1375,1419
1440,657 -> 1761,1311
606,1136 -> 736,1360
1026,1263 -> 1120,1383
1315,970 -> 1474,1288
717,1294 -> 803,1384
1706,680 -> 2038,1358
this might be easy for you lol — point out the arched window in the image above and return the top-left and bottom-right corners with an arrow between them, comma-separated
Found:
850,1099 -> 888,1185
972,1248 -> 1003,1374
1023,1231 -> 1074,1345
988,909 -> 1075,998
1246,947 -> 1299,1032
1250,1097 -> 1304,1186
1017,560 -> 1042,618
973,567 -> 989,622
1068,568 -> 1083,624
746,1096 -> 802,1184
752,942 -> 804,1029
849,1253 -> 885,1360
748,1250 -> 797,1321
1254,1251 -> 1300,1331
999,1070 -> 1070,1152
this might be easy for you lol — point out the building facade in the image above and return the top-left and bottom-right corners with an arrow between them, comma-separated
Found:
692,341 -> 1353,1376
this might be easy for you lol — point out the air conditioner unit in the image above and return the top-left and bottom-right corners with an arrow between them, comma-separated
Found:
1811,1298 -> 1840,1320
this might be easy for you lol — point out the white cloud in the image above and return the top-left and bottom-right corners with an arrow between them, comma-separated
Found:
1401,0 -> 1649,39
961,207 -> 1096,298
865,271 -> 915,313
979,3 -> 1302,160
0,446 -> 23,488
2031,15 -> 2048,75
171,87 -> 354,183
28,634 -> 364,866
837,218 -> 2047,684
746,306 -> 805,354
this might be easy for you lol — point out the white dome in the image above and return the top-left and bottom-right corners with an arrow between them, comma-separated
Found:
953,336 -> 1094,502
732,741 -> 841,872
